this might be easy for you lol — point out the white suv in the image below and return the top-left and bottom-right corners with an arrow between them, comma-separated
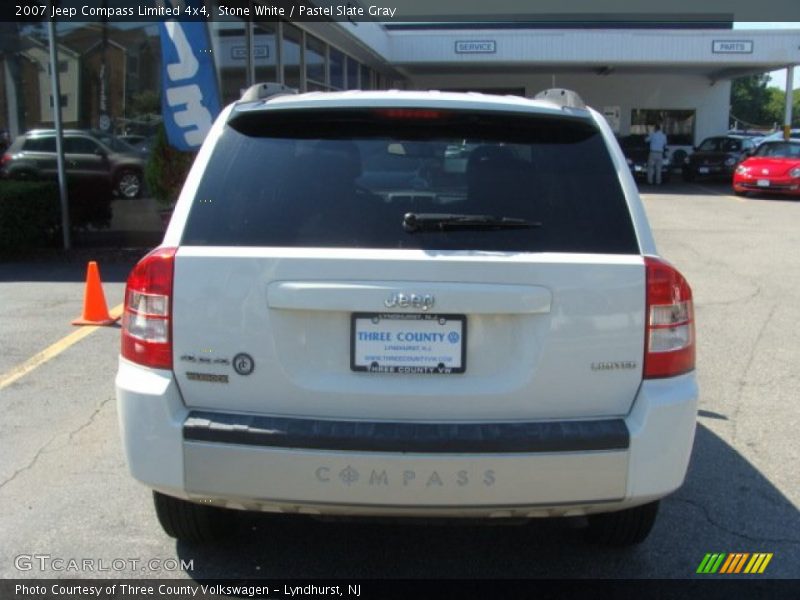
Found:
116,87 -> 698,546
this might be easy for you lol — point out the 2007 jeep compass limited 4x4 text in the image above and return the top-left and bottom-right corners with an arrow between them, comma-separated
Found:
116,86 -> 697,546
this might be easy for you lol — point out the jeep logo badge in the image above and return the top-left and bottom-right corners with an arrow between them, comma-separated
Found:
384,293 -> 435,311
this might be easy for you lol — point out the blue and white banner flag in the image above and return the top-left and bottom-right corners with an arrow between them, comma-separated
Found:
159,4 -> 221,151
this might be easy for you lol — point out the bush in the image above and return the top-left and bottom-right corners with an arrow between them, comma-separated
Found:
66,177 -> 113,230
0,178 -> 115,255
145,125 -> 196,208
0,181 -> 60,253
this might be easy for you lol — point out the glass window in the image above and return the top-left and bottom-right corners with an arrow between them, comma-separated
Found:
329,48 -> 344,90
305,34 -> 325,86
49,95 -> 69,108
210,16 -> 248,105
64,136 -> 101,154
755,141 -> 800,158
23,137 -> 57,152
253,22 -> 278,84
346,57 -> 358,90
2,21 -> 163,135
630,109 -> 695,146
182,110 -> 638,254
360,65 -> 371,90
282,23 -> 302,90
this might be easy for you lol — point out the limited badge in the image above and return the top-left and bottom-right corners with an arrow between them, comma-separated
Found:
233,353 -> 255,376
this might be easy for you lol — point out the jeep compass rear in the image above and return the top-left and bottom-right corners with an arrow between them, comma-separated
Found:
116,89 -> 698,546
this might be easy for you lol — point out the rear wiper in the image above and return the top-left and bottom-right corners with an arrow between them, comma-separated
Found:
403,212 -> 542,233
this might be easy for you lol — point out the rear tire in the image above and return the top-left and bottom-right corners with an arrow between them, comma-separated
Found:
152,491 -> 236,543
585,501 -> 659,546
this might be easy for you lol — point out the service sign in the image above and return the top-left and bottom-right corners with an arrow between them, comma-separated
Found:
351,313 -> 466,375
455,41 -> 496,54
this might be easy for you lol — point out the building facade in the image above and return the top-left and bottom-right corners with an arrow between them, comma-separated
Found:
0,10 -> 798,145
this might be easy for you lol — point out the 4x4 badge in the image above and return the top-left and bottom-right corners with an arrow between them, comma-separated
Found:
233,353 -> 255,376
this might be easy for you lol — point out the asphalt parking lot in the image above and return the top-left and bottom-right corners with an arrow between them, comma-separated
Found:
0,182 -> 798,580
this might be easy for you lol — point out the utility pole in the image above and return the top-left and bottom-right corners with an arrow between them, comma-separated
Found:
784,65 -> 795,140
47,16 -> 71,250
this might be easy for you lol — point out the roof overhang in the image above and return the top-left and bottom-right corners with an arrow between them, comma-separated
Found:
332,23 -> 800,83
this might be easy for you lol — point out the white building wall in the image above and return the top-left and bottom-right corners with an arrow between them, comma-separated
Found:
408,72 -> 731,144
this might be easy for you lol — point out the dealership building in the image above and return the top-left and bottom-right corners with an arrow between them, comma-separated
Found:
1,7 -> 798,153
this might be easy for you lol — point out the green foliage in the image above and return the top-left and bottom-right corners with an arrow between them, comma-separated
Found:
144,125 -> 196,208
129,90 -> 160,116
764,88 -> 800,128
0,181 -> 60,253
0,178 -> 113,254
730,75 -> 780,128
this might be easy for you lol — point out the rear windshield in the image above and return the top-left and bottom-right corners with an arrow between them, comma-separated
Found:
754,141 -> 800,158
181,109 -> 638,254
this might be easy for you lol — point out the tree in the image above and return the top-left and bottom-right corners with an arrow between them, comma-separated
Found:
764,88 -> 800,128
730,75 -> 783,129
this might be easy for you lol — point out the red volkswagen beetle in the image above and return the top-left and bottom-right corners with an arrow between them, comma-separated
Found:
733,140 -> 800,198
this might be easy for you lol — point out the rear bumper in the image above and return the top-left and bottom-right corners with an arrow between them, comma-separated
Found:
116,359 -> 698,517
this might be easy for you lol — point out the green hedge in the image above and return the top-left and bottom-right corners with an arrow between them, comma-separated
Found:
0,181 -> 60,252
145,125 -> 196,208
0,179 -> 113,254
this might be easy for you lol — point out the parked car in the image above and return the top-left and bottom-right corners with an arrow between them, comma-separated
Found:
617,134 -> 671,182
683,135 -> 757,181
733,139 -> 800,197
119,134 -> 156,157
116,87 -> 697,547
0,129 -> 145,198
727,129 -> 766,146
756,129 -> 800,146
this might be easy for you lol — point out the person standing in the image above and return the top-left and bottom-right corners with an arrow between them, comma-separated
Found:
645,125 -> 668,185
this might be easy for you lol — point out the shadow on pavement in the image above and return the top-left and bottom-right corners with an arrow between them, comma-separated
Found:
174,424 -> 800,578
0,250 -> 144,283
636,180 -> 733,197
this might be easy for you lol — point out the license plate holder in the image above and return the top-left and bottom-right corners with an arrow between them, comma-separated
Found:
351,313 -> 466,374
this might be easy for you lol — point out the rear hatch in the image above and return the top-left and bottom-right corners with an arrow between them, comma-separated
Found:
171,105 -> 645,421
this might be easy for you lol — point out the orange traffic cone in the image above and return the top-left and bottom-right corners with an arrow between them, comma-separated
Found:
72,261 -> 120,326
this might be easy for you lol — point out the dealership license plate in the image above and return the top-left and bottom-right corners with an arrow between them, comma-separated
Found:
757,179 -> 771,187
351,313 -> 466,374
698,167 -> 710,174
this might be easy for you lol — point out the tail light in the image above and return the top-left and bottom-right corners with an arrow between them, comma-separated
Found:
644,256 -> 695,378
1,153 -> 11,167
121,247 -> 177,369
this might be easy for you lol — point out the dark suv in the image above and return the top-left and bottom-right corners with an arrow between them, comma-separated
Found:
683,135 -> 756,182
0,129 -> 146,198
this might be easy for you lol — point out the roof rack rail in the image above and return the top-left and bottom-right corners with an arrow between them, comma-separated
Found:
534,88 -> 586,110
240,82 -> 298,103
